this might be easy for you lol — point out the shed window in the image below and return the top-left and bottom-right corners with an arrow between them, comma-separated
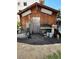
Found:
24,2 -> 27,6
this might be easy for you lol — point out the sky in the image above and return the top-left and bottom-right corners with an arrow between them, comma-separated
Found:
45,0 -> 61,10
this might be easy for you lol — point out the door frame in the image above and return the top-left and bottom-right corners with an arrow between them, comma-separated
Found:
31,17 -> 40,33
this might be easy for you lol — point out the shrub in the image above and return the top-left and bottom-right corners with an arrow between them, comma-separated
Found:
17,21 -> 21,29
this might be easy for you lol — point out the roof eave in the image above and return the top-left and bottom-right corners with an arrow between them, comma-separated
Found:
17,2 -> 59,15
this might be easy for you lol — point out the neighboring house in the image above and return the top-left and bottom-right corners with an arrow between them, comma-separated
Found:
17,0 -> 44,11
17,0 -> 44,21
17,2 -> 59,33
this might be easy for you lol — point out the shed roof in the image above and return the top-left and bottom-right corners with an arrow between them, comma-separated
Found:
18,2 -> 59,15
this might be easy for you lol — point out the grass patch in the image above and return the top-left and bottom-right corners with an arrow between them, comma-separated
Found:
47,50 -> 61,59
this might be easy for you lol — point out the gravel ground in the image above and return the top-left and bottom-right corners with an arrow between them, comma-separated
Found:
17,42 -> 61,59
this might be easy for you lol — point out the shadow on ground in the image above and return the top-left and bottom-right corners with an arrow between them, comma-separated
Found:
17,34 -> 61,45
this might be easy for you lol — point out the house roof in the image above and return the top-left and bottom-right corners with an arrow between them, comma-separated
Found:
18,2 -> 59,15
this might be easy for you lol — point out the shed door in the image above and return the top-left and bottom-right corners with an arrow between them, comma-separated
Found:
32,17 -> 40,33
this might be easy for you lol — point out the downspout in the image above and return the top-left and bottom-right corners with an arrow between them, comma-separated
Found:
19,14 -> 22,29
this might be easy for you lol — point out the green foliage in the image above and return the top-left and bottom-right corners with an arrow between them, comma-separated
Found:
17,21 -> 21,29
47,54 -> 53,59
57,10 -> 61,18
47,50 -> 61,59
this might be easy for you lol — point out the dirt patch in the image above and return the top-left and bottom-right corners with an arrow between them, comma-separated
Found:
17,42 -> 61,59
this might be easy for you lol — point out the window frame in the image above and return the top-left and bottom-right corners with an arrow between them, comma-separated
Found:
24,2 -> 27,6
18,2 -> 20,6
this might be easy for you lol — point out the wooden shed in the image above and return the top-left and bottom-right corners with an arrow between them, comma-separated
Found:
18,2 -> 59,33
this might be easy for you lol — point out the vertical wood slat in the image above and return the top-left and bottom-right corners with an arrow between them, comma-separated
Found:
20,5 -> 57,29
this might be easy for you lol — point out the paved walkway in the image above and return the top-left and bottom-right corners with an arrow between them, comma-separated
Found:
17,34 -> 61,45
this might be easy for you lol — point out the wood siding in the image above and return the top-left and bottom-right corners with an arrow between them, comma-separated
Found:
20,6 -> 57,29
